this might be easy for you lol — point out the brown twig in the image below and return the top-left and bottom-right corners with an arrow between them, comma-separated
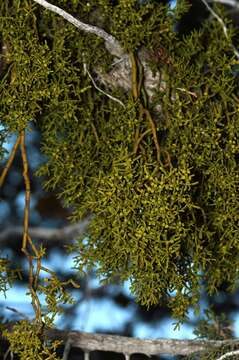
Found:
20,131 -> 31,254
141,107 -> 161,163
129,52 -> 139,101
20,130 -> 43,323
133,129 -> 151,154
129,52 -> 162,163
0,136 -> 21,187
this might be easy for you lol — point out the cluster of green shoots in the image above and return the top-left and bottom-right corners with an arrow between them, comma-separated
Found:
0,0 -> 238,358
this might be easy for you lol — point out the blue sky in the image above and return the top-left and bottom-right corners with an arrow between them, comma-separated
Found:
1,249 -> 239,339
0,250 -> 196,339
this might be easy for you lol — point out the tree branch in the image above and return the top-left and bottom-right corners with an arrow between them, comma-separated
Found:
3,324 -> 237,357
32,0 -> 124,57
216,349 -> 239,360
31,0 -> 163,102
202,0 -> 239,59
0,216 -> 91,246
83,62 -> 126,108
7,0 -> 238,106
42,329 -> 239,357
208,0 -> 239,10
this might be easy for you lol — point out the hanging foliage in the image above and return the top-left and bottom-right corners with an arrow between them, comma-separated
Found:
0,0 -> 239,356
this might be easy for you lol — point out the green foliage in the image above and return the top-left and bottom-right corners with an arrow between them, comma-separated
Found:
0,1 -> 52,132
186,344 -> 239,360
0,257 -> 21,295
38,275 -> 76,326
186,309 -> 238,360
3,320 -> 62,360
97,0 -> 169,52
193,309 -> 233,340
0,0 -> 239,340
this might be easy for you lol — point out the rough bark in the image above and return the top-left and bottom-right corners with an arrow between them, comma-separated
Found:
44,329 -> 239,357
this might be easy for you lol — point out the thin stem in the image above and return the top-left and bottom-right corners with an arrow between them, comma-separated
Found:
141,106 -> 161,163
20,130 -> 42,323
129,52 -> 139,101
91,123 -> 100,143
84,64 -> 125,108
63,339 -> 72,360
20,131 -> 30,252
133,129 -> 151,154
201,0 -> 239,59
33,0 -> 123,57
216,349 -> 239,360
207,0 -> 239,10
0,135 -> 21,187
84,351 -> 90,360
129,52 -> 162,163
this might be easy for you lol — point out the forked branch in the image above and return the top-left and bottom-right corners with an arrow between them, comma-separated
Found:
33,0 -> 124,57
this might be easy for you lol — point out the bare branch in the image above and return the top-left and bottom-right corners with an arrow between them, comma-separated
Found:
208,0 -> 239,10
0,216 -> 91,246
43,329 -> 239,357
83,63 -> 126,108
5,306 -> 29,320
62,338 -> 72,360
32,0 -> 124,57
31,0 -> 162,101
0,136 -> 21,187
84,351 -> 90,360
201,0 -> 239,59
28,0 -> 166,104
3,348 -> 12,360
216,349 -> 239,360
2,322 -> 239,357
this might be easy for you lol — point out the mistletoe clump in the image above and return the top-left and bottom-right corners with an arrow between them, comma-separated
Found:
0,0 -> 238,323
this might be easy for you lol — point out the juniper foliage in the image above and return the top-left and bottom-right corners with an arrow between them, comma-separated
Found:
0,0 -> 239,352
